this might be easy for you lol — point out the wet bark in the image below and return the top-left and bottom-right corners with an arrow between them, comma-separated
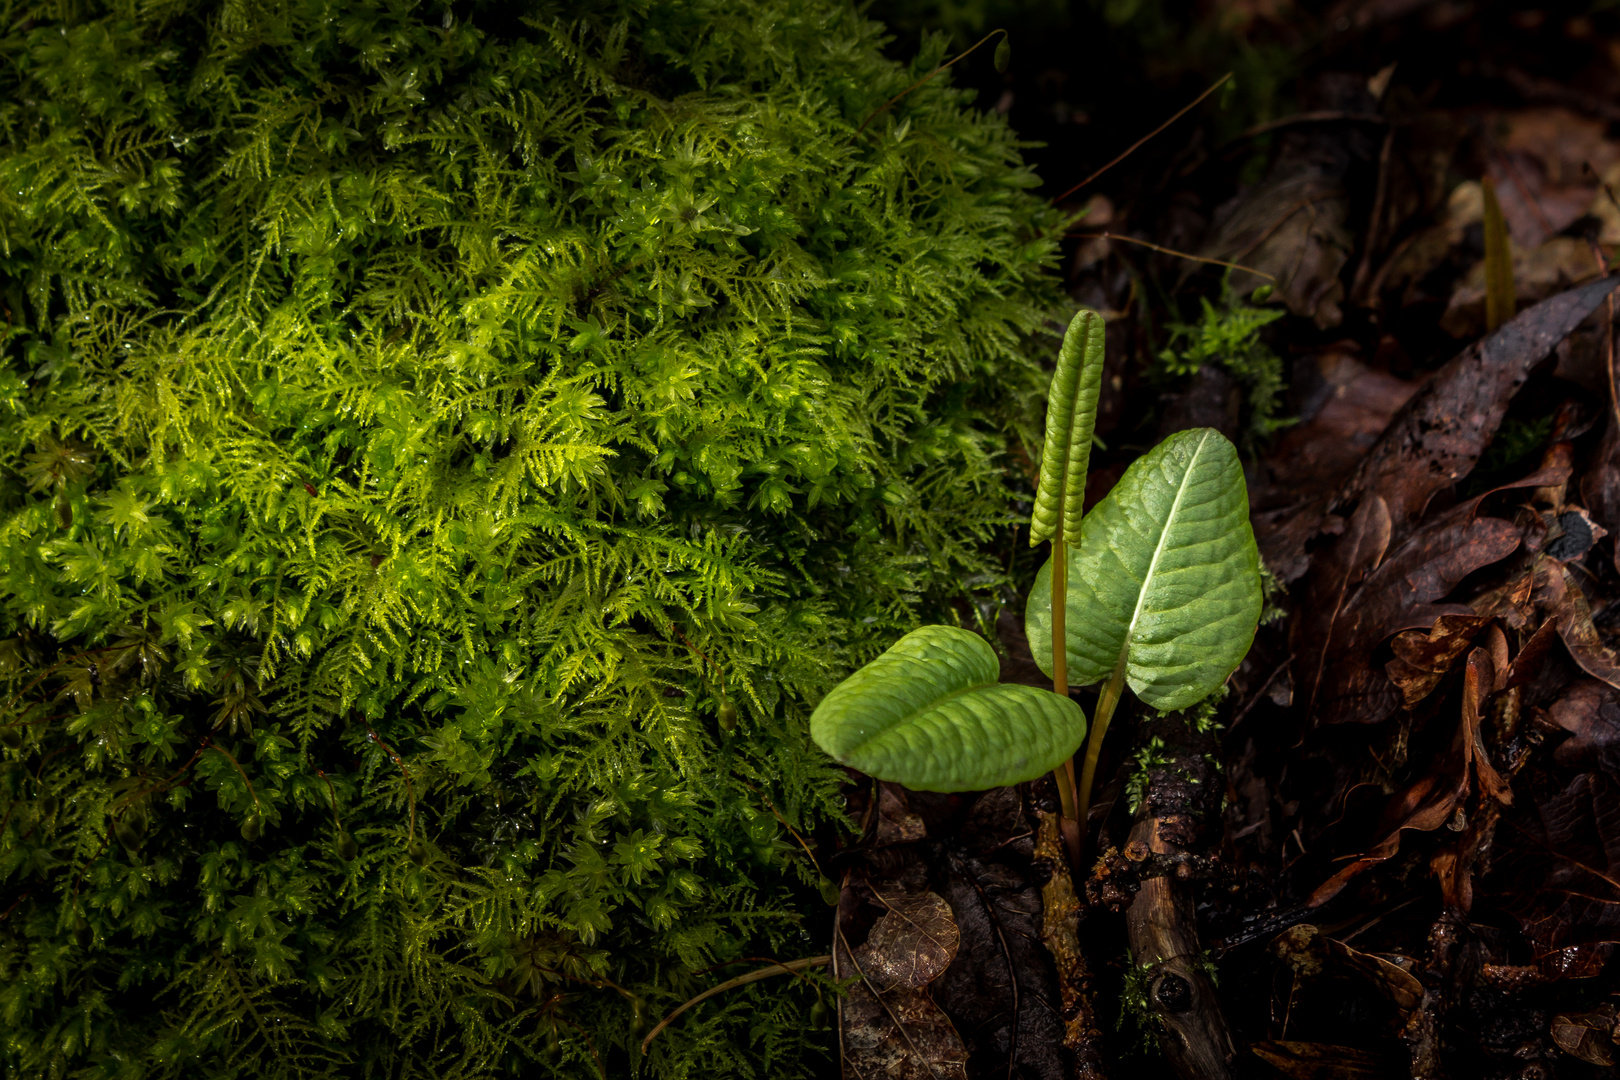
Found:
1122,712 -> 1236,1080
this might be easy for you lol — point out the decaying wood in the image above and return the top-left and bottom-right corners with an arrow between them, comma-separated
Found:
1032,804 -> 1108,1080
1122,713 -> 1235,1080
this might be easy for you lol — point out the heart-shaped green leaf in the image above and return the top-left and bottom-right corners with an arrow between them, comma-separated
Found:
1026,427 -> 1261,711
1030,309 -> 1106,548
810,625 -> 1087,792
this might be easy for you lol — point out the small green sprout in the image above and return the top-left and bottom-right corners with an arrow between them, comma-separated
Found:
810,310 -> 1262,837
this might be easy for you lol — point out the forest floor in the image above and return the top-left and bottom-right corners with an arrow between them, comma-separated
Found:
820,4 -> 1620,1078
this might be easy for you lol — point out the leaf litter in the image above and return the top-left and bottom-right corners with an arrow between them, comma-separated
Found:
820,10 -> 1620,1078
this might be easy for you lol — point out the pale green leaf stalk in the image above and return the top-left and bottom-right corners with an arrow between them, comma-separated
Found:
1026,427 -> 1262,821
1028,308 -> 1106,839
810,626 -> 1087,792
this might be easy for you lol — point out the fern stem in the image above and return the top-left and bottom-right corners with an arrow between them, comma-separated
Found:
1076,652 -> 1128,834
1049,536 -> 1079,815
1050,536 -> 1083,870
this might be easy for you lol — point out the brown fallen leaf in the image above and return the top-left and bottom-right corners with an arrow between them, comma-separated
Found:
1310,648 -> 1508,907
1266,350 -> 1423,496
1253,348 -> 1422,583
1550,1005 -> 1618,1067
932,787 -> 1082,1080
1546,679 -> 1620,768
1300,460 -> 1574,727
875,782 -> 927,846
1441,238 -> 1603,340
1503,617 -> 1559,690
1251,1040 -> 1402,1079
1291,493 -> 1391,725
1542,563 -> 1620,691
1490,107 -> 1620,248
1325,939 -> 1423,1018
1431,648 -> 1514,915
1385,614 -> 1489,708
1496,772 -> 1620,979
1301,499 -> 1519,727
1463,648 -> 1511,805
1196,76 -> 1381,328
837,888 -> 970,1080
859,890 -> 960,988
1341,278 -> 1620,542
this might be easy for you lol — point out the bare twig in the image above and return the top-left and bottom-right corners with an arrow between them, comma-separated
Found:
857,29 -> 1007,137
638,955 -> 832,1055
1350,128 -> 1396,304
1050,73 -> 1232,206
1065,231 -> 1276,281
1230,110 -> 1387,144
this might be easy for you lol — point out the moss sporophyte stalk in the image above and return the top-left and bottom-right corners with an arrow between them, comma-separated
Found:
0,0 -> 1069,1075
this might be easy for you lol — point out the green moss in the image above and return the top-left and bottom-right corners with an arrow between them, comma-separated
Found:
0,0 -> 1065,1075
1156,281 -> 1288,448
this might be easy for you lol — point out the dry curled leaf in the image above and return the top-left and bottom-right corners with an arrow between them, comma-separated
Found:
1252,1040 -> 1398,1079
858,890 -> 960,988
1310,648 -> 1508,907
1546,680 -> 1620,768
1543,564 -> 1620,691
1386,614 -> 1489,707
1301,500 -> 1520,727
1341,279 -> 1619,540
1497,772 -> 1620,979
931,790 -> 1077,1080
1550,1005 -> 1618,1067
1326,940 -> 1423,1017
837,888 -> 969,1080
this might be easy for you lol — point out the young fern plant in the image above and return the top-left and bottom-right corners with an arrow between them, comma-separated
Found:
1026,314 -> 1263,835
810,310 -> 1261,845
1029,309 -> 1107,847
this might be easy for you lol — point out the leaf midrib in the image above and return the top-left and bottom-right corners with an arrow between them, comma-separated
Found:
1122,428 -> 1213,649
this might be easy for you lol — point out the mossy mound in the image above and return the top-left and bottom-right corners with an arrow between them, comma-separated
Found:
0,0 -> 1065,1075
